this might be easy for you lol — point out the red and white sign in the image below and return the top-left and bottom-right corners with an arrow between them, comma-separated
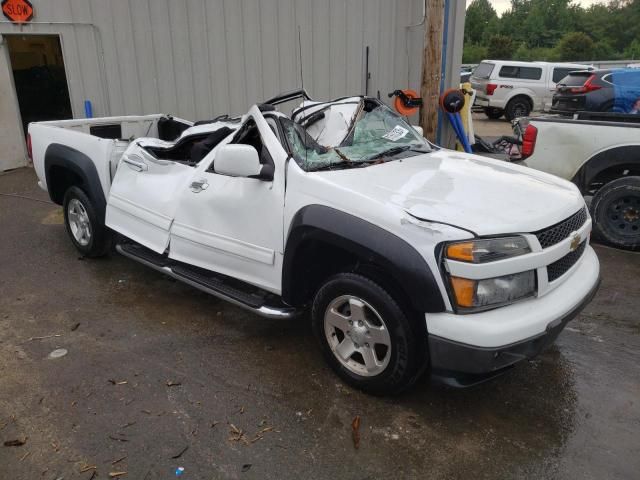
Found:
1,0 -> 34,23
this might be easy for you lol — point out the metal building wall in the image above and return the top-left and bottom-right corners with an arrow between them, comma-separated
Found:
0,0 -> 426,122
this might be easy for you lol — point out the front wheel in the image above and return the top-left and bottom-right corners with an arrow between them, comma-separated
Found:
591,176 -> 640,250
63,186 -> 112,257
312,273 -> 427,395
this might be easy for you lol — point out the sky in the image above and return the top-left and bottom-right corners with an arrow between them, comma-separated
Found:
467,0 -> 605,15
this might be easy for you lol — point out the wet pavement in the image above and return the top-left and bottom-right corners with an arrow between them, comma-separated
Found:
1,167 -> 639,479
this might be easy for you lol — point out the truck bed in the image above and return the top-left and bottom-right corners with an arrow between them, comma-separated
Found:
30,114 -> 192,197
516,114 -> 640,182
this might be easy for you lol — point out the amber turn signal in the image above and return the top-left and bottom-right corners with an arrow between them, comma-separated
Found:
446,242 -> 475,262
449,276 -> 476,308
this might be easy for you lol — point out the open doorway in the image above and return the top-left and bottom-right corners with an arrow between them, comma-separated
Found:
5,34 -> 72,135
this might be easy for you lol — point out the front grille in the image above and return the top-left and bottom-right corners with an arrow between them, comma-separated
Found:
547,241 -> 587,282
535,207 -> 588,249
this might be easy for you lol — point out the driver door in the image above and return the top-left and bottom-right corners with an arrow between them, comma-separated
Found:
106,146 -> 195,253
168,107 -> 287,293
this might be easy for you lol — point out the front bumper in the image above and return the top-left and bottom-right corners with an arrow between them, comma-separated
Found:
426,246 -> 600,383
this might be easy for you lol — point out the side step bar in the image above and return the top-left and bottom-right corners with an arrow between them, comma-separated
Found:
116,244 -> 301,320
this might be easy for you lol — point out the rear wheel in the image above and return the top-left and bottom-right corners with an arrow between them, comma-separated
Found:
312,273 -> 427,395
591,176 -> 640,250
505,96 -> 531,121
484,107 -> 504,119
63,186 -> 112,257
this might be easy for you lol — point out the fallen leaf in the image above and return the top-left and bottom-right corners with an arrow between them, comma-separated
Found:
351,415 -> 361,449
24,334 -> 62,342
109,471 -> 127,477
241,464 -> 252,472
71,322 -> 81,331
171,445 -> 189,459
4,438 -> 26,447
111,455 -> 127,465
108,379 -> 128,385
166,381 -> 181,387
80,465 -> 97,473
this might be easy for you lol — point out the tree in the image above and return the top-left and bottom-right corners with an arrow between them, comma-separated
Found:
624,39 -> 640,60
487,35 -> 515,60
556,32 -> 594,61
462,44 -> 488,64
464,0 -> 640,62
465,0 -> 498,45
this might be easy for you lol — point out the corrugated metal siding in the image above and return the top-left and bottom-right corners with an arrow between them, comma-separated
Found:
0,0 -> 425,121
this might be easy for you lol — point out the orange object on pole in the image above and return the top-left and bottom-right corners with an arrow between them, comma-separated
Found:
393,89 -> 420,116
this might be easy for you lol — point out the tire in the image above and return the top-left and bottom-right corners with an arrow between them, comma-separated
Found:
504,96 -> 531,121
591,176 -> 640,250
311,273 -> 427,395
484,107 -> 504,120
63,186 -> 112,257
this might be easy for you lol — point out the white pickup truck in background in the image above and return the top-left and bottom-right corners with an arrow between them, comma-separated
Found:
28,91 -> 600,393
514,111 -> 640,250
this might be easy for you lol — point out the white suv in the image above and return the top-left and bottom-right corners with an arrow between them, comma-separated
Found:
471,60 -> 592,120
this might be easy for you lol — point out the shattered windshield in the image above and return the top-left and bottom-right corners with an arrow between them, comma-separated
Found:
282,100 -> 432,172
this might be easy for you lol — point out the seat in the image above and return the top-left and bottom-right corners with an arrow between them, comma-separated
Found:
190,127 -> 234,163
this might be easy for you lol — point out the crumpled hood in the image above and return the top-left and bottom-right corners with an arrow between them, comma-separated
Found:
318,150 -> 584,235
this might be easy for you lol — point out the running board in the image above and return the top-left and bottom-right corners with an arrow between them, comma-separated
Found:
116,244 -> 300,320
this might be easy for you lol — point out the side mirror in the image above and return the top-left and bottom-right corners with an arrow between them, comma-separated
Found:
214,144 -> 263,178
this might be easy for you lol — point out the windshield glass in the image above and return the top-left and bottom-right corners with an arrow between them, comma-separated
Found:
282,100 -> 431,171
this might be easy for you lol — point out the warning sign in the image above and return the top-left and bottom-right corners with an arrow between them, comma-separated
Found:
2,0 -> 34,23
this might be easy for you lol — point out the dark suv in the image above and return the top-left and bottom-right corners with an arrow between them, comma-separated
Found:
551,69 -> 640,115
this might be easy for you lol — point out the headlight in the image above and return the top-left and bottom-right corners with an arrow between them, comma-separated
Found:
446,236 -> 530,263
449,271 -> 536,311
444,236 -> 535,312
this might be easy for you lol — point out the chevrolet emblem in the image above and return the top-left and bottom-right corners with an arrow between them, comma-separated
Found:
569,232 -> 581,251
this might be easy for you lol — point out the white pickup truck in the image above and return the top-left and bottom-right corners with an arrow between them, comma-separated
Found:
29,91 -> 600,393
514,111 -> 640,250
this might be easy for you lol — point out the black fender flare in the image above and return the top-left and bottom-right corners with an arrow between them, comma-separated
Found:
282,205 -> 445,313
572,145 -> 640,193
44,143 -> 107,216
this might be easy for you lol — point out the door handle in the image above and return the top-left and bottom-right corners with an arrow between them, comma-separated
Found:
190,179 -> 209,193
122,156 -> 148,172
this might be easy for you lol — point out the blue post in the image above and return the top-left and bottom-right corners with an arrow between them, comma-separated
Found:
84,100 -> 93,118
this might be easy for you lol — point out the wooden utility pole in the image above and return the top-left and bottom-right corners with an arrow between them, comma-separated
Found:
420,0 -> 445,143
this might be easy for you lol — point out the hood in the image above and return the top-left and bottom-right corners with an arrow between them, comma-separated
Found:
317,150 -> 584,236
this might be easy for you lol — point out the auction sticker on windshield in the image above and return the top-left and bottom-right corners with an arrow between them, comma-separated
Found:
382,126 -> 409,142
